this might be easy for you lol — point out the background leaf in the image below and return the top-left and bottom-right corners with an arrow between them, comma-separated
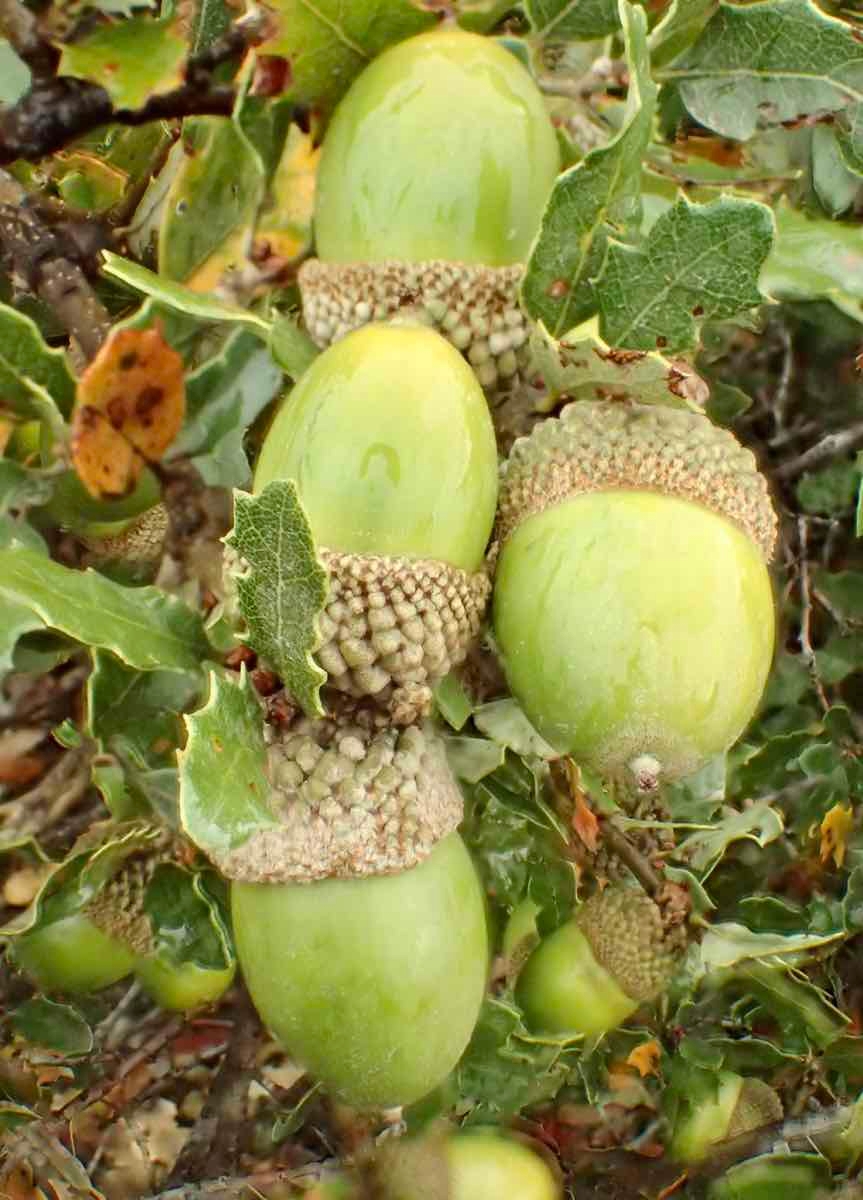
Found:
598,195 -> 774,351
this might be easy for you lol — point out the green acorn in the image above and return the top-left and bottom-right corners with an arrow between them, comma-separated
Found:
298,29 -> 560,391
374,1130 -> 562,1200
254,323 -> 498,720
13,856 -> 235,1010
220,700 -> 488,1108
231,829 -> 488,1109
81,503 -> 169,581
492,401 -> 777,789
671,1071 -> 783,1163
516,886 -> 685,1036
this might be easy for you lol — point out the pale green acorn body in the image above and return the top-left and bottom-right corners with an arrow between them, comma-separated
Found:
493,401 -> 778,789
299,30 -> 560,390
231,832 -> 488,1108
255,323 -> 498,718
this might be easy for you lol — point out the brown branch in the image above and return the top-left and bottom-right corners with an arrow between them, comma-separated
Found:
775,419 -> 863,479
144,1166 -> 312,1200
0,0 -> 57,75
0,170 -> 111,360
0,16 -> 270,168
599,816 -> 665,898
163,989 -> 265,1187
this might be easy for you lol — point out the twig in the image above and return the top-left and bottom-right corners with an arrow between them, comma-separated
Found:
144,1166 -> 314,1199
539,57 -> 626,100
599,816 -> 664,898
0,16 -> 269,167
0,0 -> 57,75
0,170 -> 111,360
163,989 -> 264,1187
797,516 -> 830,713
0,739 -> 93,837
776,419 -> 863,480
771,323 -> 793,434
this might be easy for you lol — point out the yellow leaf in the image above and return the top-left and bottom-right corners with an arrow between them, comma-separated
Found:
71,326 -> 185,499
820,803 -> 854,869
626,1039 -> 661,1078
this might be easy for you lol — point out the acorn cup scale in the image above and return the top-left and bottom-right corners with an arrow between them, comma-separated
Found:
253,323 -> 499,716
231,832 -> 488,1109
492,401 -> 778,788
299,30 -> 560,390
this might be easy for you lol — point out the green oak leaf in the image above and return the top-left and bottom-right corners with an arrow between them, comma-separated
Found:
226,481 -> 329,718
262,0 -> 436,114
0,547 -> 209,673
157,118 -> 265,283
11,999 -> 93,1057
597,195 -> 774,352
522,1 -> 656,335
86,649 -> 201,769
528,322 -> 708,411
0,302 -> 76,418
178,668 -> 278,859
764,201 -> 863,323
454,992 -> 582,1121
0,39 -> 30,105
168,330 -> 284,489
525,0 -> 621,41
664,0 -> 863,175
102,251 -> 270,332
143,863 -> 234,972
648,0 -> 719,67
59,17 -> 186,109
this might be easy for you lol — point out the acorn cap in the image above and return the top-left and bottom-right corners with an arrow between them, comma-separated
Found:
218,712 -> 463,883
83,503 -> 169,566
316,549 -> 491,718
497,401 -> 777,562
86,854 -> 158,957
299,259 -> 529,392
726,1078 -> 783,1140
577,885 -> 681,1003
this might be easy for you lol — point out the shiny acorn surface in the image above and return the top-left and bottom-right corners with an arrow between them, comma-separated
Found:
314,30 -> 560,266
254,323 -> 498,572
231,833 -> 488,1108
493,491 -> 776,781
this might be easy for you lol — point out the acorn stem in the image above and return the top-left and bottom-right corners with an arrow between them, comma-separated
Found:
598,817 -> 664,900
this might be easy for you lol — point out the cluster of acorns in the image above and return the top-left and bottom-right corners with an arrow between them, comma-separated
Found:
12,27 -> 782,1191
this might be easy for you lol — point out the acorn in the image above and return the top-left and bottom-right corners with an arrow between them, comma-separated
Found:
515,885 -> 685,1036
375,1130 -> 562,1200
231,828 -> 488,1108
492,401 -> 777,790
81,503 -> 169,582
298,30 -> 560,392
254,323 -> 498,720
13,857 -> 235,1010
671,1071 -> 783,1163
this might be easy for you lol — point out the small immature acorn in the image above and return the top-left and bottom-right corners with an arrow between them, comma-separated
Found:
13,855 -> 235,1010
231,830 -> 488,1108
492,401 -> 778,789
81,503 -> 169,581
254,323 -> 499,719
515,885 -> 686,1036
298,29 -> 560,391
671,1071 -> 783,1163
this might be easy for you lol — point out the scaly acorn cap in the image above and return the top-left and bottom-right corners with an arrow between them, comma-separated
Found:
86,853 -> 159,957
497,401 -> 778,562
217,710 -> 463,883
726,1078 -> 783,1140
577,885 -> 683,1003
83,503 -> 169,567
299,259 -> 529,393
315,549 -> 491,719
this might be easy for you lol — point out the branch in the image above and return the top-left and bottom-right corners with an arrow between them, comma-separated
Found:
775,419 -> 863,480
0,17 -> 269,167
0,175 -> 111,359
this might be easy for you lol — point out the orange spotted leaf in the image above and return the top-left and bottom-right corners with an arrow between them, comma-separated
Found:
820,803 -> 854,869
626,1039 -> 661,1078
72,326 -> 185,499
